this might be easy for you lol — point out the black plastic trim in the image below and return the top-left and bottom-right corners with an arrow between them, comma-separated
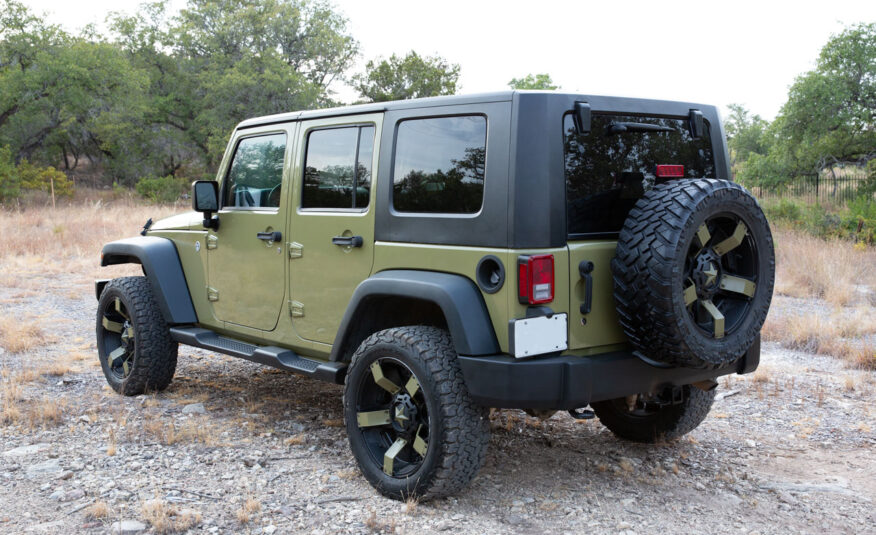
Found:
330,270 -> 500,361
100,237 -> 198,325
458,339 -> 760,409
94,279 -> 110,301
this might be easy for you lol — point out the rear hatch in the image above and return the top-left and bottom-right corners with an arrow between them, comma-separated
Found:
563,112 -> 718,351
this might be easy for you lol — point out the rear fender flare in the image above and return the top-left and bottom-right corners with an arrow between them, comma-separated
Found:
330,270 -> 500,361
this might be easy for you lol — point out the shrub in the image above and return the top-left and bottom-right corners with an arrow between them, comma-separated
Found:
135,175 -> 188,203
0,146 -> 20,202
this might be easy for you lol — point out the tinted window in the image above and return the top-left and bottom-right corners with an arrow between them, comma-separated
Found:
223,133 -> 287,208
564,114 -> 715,235
393,116 -> 486,214
303,126 -> 375,209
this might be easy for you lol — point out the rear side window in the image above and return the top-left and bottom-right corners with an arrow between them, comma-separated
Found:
393,115 -> 486,214
564,114 -> 715,236
303,125 -> 375,209
223,133 -> 287,208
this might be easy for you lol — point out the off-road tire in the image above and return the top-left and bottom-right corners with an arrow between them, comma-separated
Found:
612,179 -> 774,369
591,386 -> 717,443
96,276 -> 177,395
343,326 -> 490,501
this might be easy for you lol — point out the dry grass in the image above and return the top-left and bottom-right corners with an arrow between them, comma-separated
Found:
235,496 -> 261,525
141,417 -> 218,446
772,227 -> 876,306
141,498 -> 201,534
762,307 -> 876,369
84,500 -> 110,520
0,316 -> 45,354
0,198 -> 178,283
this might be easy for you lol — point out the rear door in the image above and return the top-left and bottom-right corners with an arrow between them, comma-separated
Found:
563,112 -> 717,350
288,114 -> 381,344
207,125 -> 293,331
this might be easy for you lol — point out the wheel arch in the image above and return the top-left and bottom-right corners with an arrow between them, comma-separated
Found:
100,237 -> 198,325
330,270 -> 500,363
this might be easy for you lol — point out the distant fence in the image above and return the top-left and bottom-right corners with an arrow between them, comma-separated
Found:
742,169 -> 870,205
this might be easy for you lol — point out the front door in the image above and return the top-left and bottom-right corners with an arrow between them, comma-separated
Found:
207,125 -> 293,331
289,114 -> 381,344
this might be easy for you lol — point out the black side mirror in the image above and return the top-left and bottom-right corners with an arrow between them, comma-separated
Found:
573,101 -> 591,134
192,180 -> 219,230
689,109 -> 704,139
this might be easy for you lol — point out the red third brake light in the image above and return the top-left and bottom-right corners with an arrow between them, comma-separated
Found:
518,254 -> 555,305
656,164 -> 685,178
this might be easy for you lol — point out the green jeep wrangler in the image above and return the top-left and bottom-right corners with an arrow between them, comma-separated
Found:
95,91 -> 774,500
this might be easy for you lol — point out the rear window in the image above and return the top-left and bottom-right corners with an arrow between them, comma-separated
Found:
564,113 -> 715,236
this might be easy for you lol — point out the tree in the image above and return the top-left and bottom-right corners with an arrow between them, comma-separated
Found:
724,103 -> 772,177
773,22 -> 875,174
508,73 -> 558,90
354,51 -> 459,102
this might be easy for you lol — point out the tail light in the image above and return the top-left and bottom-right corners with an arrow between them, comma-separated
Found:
656,164 -> 685,178
518,254 -> 554,305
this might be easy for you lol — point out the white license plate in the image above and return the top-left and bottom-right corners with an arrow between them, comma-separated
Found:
510,313 -> 568,358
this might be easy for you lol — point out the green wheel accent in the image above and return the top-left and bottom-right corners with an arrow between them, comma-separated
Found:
695,224 -> 711,249
700,299 -> 725,338
370,361 -> 401,394
383,437 -> 408,476
404,376 -> 420,397
101,317 -> 124,333
683,284 -> 698,306
719,275 -> 756,297
108,346 -> 127,364
412,425 -> 428,456
713,221 -> 747,256
114,297 -> 128,318
357,410 -> 391,427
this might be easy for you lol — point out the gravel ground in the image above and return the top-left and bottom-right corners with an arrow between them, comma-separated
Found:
1,277 -> 875,535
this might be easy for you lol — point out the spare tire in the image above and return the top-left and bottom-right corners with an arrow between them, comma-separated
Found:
611,179 -> 774,369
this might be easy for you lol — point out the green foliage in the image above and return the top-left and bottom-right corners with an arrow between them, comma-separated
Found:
135,175 -> 189,203
353,51 -> 459,102
508,73 -> 558,90
0,145 -> 20,201
762,197 -> 875,244
17,160 -> 73,197
0,145 -> 74,201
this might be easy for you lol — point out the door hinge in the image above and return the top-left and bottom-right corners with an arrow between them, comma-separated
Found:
207,287 -> 219,301
206,235 -> 218,250
288,242 -> 303,259
288,300 -> 304,317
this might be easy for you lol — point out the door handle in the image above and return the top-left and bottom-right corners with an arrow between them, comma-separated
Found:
257,231 -> 282,242
332,235 -> 363,248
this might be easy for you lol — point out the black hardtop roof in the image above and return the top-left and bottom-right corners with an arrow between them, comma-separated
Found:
235,91 -> 719,130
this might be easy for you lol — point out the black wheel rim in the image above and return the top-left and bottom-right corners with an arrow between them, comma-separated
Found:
99,297 -> 136,380
683,213 -> 759,339
354,357 -> 430,479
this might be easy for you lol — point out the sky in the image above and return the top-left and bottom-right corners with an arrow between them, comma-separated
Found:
22,0 -> 876,121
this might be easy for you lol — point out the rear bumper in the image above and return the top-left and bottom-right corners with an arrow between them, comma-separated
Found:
458,336 -> 759,409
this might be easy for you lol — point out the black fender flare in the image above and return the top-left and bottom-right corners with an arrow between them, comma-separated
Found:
330,270 -> 500,361
100,237 -> 198,325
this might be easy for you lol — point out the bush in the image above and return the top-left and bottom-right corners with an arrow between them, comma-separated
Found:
0,146 -> 74,202
0,146 -> 20,202
135,175 -> 188,203
762,197 -> 875,244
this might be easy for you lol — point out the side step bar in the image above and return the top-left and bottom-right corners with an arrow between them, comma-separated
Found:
169,327 -> 346,384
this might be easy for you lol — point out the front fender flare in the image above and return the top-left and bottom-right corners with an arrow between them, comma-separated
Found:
330,270 -> 500,361
100,236 -> 197,325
